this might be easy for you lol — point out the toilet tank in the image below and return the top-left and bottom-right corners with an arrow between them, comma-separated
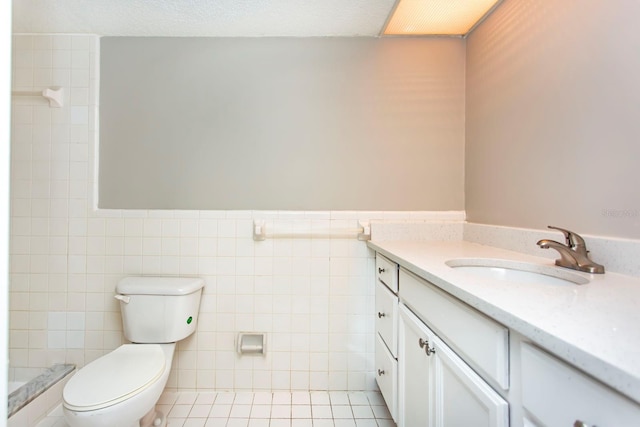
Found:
116,277 -> 204,343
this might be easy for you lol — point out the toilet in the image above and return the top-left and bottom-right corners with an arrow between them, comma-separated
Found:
62,276 -> 204,427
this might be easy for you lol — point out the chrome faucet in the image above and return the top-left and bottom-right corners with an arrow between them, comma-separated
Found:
537,226 -> 605,274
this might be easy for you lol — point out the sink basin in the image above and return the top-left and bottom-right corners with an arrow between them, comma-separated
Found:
445,258 -> 589,286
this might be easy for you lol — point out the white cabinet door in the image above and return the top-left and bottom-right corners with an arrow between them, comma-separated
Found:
521,342 -> 640,426
434,333 -> 509,427
399,304 -> 509,427
399,304 -> 436,427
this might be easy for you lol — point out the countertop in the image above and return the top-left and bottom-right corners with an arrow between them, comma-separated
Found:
368,240 -> 640,404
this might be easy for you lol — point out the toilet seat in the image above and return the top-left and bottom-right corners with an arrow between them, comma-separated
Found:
63,344 -> 166,412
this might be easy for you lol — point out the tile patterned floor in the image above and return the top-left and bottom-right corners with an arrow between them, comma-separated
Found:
36,391 -> 396,427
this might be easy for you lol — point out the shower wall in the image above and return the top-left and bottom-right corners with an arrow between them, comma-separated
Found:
10,34 -> 99,382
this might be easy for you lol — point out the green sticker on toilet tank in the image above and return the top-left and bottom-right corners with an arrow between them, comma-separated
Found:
187,316 -> 192,324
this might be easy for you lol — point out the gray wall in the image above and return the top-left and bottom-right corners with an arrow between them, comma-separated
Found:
99,37 -> 466,210
466,0 -> 640,239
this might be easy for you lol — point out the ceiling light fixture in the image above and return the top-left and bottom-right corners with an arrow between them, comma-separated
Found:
383,0 -> 502,36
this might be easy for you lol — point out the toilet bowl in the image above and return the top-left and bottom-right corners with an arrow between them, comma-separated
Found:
62,276 -> 204,427
63,343 -> 175,427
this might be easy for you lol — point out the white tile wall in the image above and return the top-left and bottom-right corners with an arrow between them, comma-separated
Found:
10,34 -> 98,379
46,312 -> 85,349
9,34 -> 465,392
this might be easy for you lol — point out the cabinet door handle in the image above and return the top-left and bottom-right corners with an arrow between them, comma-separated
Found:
425,343 -> 435,356
574,421 -> 595,427
378,312 -> 386,318
418,338 -> 435,356
377,369 -> 385,376
378,267 -> 386,274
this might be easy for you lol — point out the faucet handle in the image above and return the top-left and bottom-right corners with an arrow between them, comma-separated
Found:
547,226 -> 587,251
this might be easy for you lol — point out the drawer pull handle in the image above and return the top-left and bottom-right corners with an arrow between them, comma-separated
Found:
377,369 -> 385,376
418,338 -> 436,356
574,421 -> 595,427
378,267 -> 386,274
378,312 -> 386,318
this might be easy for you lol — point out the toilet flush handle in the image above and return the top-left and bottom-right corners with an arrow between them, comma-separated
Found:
114,294 -> 130,304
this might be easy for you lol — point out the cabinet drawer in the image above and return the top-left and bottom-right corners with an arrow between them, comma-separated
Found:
376,254 -> 398,293
375,333 -> 397,422
521,342 -> 640,426
399,268 -> 509,390
375,279 -> 398,357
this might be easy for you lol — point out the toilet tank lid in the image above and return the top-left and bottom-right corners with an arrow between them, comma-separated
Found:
116,276 -> 204,295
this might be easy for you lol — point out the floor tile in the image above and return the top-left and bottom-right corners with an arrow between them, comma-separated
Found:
347,393 -> 368,406
168,418 -> 186,426
209,404 -> 232,418
196,392 -> 218,404
310,392 -> 331,405
330,405 -> 353,419
215,392 -> 236,404
190,404 -> 213,417
253,392 -> 273,405
230,404 -> 252,418
160,391 -> 180,405
292,405 -> 311,418
371,405 -> 392,419
33,390 -> 396,427
273,392 -> 292,405
351,406 -> 374,419
235,392 -> 255,405
170,404 -> 195,418
364,392 -> 384,406
271,404 -> 292,418
329,392 -> 350,405
177,392 -> 199,405
311,405 -> 332,418
292,392 -> 311,405
251,404 -> 272,418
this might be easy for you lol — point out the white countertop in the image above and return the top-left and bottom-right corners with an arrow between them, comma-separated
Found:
368,240 -> 640,404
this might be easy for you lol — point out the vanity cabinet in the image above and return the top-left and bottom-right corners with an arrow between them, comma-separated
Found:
521,342 -> 640,426
398,276 -> 509,427
374,254 -> 399,421
400,269 -> 509,391
372,246 -> 640,427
